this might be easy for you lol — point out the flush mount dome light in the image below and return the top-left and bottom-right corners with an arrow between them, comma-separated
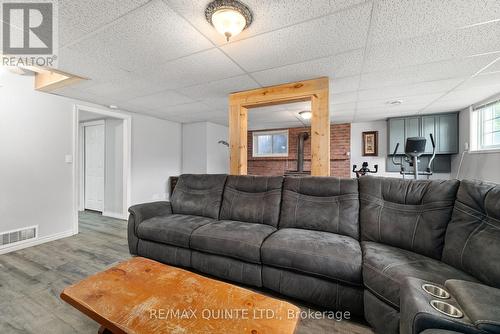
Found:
205,0 -> 253,42
299,110 -> 312,120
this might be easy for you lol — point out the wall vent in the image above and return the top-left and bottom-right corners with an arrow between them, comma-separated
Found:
0,226 -> 38,249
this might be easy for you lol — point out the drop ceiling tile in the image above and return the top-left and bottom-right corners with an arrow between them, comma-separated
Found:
51,87 -> 103,103
252,49 -> 364,86
360,54 -> 499,90
422,73 -> 500,113
59,0 -> 150,46
57,47 -> 133,84
79,78 -> 166,102
368,0 -> 500,45
65,0 -> 213,73
126,90 -> 195,110
357,78 -> 465,101
423,100 -> 471,114
149,102 -> 215,115
481,56 -> 500,74
353,111 -> 417,122
364,21 -> 500,72
356,93 -> 442,112
249,110 -> 298,122
331,76 -> 360,94
165,0 -> 367,45
176,75 -> 259,105
143,48 -> 245,90
169,110 -> 227,123
332,102 -> 357,112
221,3 -> 372,72
249,121 -> 304,131
464,71 -> 500,89
331,92 -> 358,105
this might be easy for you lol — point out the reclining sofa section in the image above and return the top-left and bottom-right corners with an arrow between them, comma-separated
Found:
128,175 -> 500,334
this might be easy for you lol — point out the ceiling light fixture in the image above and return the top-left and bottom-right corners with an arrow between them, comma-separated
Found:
109,105 -> 118,109
299,110 -> 312,120
205,0 -> 253,42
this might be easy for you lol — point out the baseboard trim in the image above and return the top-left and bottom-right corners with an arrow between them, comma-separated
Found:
0,229 -> 75,255
102,211 -> 127,220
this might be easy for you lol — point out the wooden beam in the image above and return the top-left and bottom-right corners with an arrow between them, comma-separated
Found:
230,77 -> 329,107
34,69 -> 85,92
228,77 -> 330,176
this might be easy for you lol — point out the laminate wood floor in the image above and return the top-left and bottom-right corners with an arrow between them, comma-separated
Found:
0,211 -> 374,334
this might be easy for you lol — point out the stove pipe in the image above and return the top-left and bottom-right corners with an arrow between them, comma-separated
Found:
297,132 -> 309,173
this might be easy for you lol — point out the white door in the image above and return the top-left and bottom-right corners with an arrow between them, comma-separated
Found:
84,124 -> 105,211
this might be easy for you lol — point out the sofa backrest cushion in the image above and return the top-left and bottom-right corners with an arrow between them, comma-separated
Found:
359,176 -> 460,259
171,174 -> 227,219
442,180 -> 500,288
220,175 -> 284,227
279,177 -> 359,239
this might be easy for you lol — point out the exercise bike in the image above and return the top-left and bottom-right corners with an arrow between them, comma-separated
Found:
392,134 -> 436,180
352,162 -> 378,178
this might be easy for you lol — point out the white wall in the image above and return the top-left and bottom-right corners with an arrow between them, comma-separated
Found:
206,122 -> 229,174
451,107 -> 500,184
350,121 -> 391,177
181,122 -> 229,174
350,121 -> 451,179
131,114 -> 182,203
0,71 -> 75,243
182,122 -> 207,174
0,69 -> 182,253
104,119 -> 124,215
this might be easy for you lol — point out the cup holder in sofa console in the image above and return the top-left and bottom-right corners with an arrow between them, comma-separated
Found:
422,284 -> 450,299
430,300 -> 464,319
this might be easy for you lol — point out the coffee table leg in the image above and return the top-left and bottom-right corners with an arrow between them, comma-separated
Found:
98,325 -> 113,334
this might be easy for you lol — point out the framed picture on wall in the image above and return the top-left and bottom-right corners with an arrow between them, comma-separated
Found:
362,131 -> 378,156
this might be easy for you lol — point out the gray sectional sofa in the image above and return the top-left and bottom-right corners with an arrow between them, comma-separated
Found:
128,174 -> 500,334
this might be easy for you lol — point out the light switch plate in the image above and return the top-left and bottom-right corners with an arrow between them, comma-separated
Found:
65,155 -> 73,163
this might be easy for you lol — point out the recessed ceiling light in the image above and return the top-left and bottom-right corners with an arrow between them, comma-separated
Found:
299,110 -> 312,120
205,0 -> 253,42
387,100 -> 403,106
109,105 -> 118,109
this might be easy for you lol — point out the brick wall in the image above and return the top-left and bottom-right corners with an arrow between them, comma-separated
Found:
248,123 -> 351,178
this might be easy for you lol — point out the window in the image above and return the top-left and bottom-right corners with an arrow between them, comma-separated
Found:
252,130 -> 288,157
472,100 -> 500,151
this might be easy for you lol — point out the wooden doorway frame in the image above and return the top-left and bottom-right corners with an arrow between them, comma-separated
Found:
228,77 -> 330,176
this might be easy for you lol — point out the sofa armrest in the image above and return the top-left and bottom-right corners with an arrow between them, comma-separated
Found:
127,201 -> 172,255
445,279 -> 500,334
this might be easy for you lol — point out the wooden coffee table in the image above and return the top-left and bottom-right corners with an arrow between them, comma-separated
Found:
60,257 -> 299,334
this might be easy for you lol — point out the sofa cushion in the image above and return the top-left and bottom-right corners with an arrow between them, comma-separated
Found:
220,175 -> 283,227
261,228 -> 362,285
190,220 -> 276,264
279,177 -> 359,239
359,176 -> 460,259
442,179 -> 500,288
171,174 -> 227,219
136,214 -> 214,248
362,241 -> 477,309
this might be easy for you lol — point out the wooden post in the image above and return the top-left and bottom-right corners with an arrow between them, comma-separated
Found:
311,90 -> 330,176
229,101 -> 248,175
228,77 -> 330,176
